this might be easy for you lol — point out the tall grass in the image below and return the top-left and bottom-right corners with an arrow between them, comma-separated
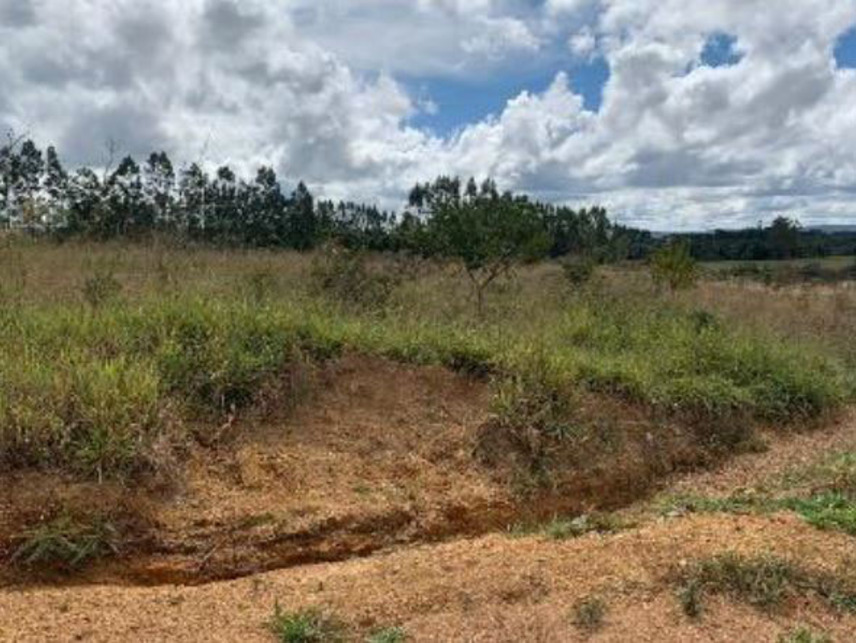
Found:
0,242 -> 852,480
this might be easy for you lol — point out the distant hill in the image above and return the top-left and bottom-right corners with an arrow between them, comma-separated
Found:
805,224 -> 856,234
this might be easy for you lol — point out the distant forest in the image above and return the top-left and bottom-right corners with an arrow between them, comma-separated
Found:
0,138 -> 853,262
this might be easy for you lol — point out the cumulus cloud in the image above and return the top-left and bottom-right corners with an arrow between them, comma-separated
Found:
0,0 -> 853,229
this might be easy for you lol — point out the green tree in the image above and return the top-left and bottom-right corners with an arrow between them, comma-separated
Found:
417,176 -> 549,316
650,239 -> 697,291
768,216 -> 800,259
143,151 -> 175,230
288,181 -> 316,250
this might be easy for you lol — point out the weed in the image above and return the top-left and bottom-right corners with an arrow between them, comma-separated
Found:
562,256 -> 596,287
310,245 -> 399,310
243,269 -> 277,304
81,269 -> 121,307
12,514 -> 119,569
781,492 -> 855,534
544,513 -> 626,540
672,553 -> 855,617
572,596 -> 606,632
366,626 -> 407,643
268,605 -> 344,643
777,626 -> 833,643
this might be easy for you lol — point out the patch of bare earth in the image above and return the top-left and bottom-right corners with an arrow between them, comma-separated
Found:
0,356 -> 853,641
661,409 -> 855,498
1,514 -> 852,641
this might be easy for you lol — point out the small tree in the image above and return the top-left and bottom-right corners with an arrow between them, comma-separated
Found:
416,177 -> 549,316
650,239 -> 697,291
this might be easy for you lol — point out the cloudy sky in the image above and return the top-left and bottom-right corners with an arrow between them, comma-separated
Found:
1,0 -> 854,230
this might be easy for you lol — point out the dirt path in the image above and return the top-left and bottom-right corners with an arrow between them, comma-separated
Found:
1,513 -> 852,642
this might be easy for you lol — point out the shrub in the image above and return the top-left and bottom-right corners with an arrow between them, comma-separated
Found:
310,244 -> 399,310
572,596 -> 606,632
268,605 -> 344,643
562,256 -> 596,287
650,240 -> 697,291
81,269 -> 122,307
673,553 -> 854,617
12,514 -> 119,569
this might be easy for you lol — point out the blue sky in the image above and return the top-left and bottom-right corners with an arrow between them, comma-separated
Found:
409,22 -> 854,140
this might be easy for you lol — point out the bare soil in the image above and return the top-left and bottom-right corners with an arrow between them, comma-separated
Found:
0,356 -> 853,641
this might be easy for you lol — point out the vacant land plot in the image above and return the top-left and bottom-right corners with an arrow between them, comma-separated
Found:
0,241 -> 853,641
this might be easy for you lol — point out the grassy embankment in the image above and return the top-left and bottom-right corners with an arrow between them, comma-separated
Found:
0,240 -> 852,483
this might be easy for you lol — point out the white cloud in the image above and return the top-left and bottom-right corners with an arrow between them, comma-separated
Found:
0,0 -> 853,228
461,17 -> 541,59
568,27 -> 597,58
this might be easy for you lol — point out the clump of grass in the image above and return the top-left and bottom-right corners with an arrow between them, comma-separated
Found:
572,596 -> 607,632
544,512 -> 626,540
778,626 -> 833,643
310,245 -> 399,311
366,626 -> 407,643
268,605 -> 344,643
673,553 -> 855,618
11,514 -> 119,569
81,269 -> 122,308
661,451 -> 856,535
781,492 -> 855,534
242,269 -> 277,304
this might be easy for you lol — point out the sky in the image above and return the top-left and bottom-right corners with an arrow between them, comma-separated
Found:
0,0 -> 854,230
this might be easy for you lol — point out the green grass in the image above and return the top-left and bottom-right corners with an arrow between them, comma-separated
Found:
365,626 -> 408,643
673,553 -> 855,618
660,451 -> 856,535
268,605 -> 344,643
572,596 -> 607,632
0,246 -> 852,480
778,626 -> 833,643
11,514 -> 119,569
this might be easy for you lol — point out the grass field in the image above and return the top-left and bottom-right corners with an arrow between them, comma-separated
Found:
0,239 -> 854,641
0,240 -> 853,479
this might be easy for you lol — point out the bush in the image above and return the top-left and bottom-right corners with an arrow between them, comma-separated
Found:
572,596 -> 606,632
561,256 -> 596,287
310,244 -> 399,310
81,269 -> 122,307
12,514 -> 119,569
650,240 -> 697,291
268,605 -> 344,643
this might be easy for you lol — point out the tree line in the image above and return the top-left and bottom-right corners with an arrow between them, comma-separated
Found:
0,137 -> 851,262
0,138 -> 646,259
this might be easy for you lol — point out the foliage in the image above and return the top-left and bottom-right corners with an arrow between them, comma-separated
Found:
366,627 -> 408,643
673,553 -> 854,617
268,605 -> 345,643
650,239 -> 697,291
572,596 -> 607,632
0,246 -> 851,482
12,514 -> 119,569
310,244 -> 400,310
410,176 -> 550,314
